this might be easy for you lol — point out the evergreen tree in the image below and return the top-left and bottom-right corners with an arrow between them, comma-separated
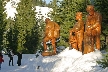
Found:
51,0 -> 90,47
42,0 -> 46,6
0,0 -> 7,50
4,18 -> 18,53
15,0 -> 37,53
34,0 -> 47,7
93,0 -> 108,68
93,0 -> 108,38
97,52 -> 108,69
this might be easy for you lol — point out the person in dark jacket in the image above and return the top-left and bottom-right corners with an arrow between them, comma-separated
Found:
17,52 -> 22,66
8,49 -> 14,66
0,52 -> 4,70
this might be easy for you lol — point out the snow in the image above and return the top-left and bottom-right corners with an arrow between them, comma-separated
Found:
4,0 -> 52,20
35,6 -> 53,21
4,0 -> 20,19
1,47 -> 108,72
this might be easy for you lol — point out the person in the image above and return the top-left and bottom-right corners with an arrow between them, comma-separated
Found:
43,18 -> 60,54
69,12 -> 84,52
83,5 -> 102,54
8,49 -> 14,66
17,52 -> 22,66
0,52 -> 4,70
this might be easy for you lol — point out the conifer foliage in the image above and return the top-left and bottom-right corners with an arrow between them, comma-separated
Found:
0,0 -> 7,50
93,0 -> 108,68
93,0 -> 108,35
15,0 -> 38,53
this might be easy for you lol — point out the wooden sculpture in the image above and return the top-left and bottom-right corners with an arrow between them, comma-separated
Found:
83,5 -> 102,54
69,12 -> 84,52
42,18 -> 60,56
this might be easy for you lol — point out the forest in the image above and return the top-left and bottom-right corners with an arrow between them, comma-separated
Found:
0,0 -> 108,54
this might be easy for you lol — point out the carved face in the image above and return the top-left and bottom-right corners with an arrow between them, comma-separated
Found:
75,12 -> 82,21
45,18 -> 50,24
86,5 -> 94,16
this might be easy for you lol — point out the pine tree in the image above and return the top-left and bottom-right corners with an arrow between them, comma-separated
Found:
0,0 -> 7,50
97,52 -> 108,69
34,0 -> 46,7
93,0 -> 108,68
15,0 -> 37,53
4,18 -> 18,53
93,0 -> 108,38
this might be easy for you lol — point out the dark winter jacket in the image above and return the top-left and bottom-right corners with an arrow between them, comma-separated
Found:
17,53 -> 22,60
8,51 -> 14,58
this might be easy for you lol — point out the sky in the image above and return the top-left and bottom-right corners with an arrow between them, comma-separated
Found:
1,47 -> 108,72
45,0 -> 52,4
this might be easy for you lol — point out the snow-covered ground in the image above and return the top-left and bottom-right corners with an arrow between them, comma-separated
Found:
1,47 -> 108,72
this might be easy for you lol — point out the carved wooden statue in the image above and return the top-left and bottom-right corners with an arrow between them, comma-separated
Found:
42,18 -> 60,56
69,12 -> 84,52
83,5 -> 102,54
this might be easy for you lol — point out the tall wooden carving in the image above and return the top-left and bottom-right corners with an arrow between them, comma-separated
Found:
42,18 -> 60,56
